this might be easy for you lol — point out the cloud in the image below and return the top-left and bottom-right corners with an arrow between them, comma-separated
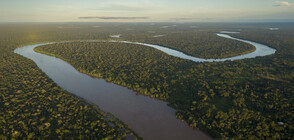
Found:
87,1 -> 160,12
170,18 -> 196,21
169,17 -> 216,21
79,16 -> 149,20
274,1 -> 294,7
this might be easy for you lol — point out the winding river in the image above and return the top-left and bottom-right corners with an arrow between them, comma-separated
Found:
14,33 -> 276,140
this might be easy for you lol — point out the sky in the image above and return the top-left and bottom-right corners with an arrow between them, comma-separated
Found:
0,0 -> 294,22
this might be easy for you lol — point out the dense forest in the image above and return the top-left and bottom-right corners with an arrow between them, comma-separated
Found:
123,31 -> 256,59
1,23 -> 293,139
35,24 -> 293,139
0,24 -> 141,139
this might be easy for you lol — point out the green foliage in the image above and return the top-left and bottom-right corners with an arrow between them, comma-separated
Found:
1,23 -> 293,139
0,24 -> 140,139
35,25 -> 294,139
124,30 -> 255,59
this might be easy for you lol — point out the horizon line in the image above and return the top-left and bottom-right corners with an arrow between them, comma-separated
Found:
1,21 -> 294,23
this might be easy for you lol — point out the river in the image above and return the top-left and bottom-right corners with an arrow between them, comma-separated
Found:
14,33 -> 276,140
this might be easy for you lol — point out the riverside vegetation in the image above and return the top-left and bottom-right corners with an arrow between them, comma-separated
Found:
0,24 -> 141,139
1,23 -> 293,139
123,31 -> 256,59
35,23 -> 293,139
